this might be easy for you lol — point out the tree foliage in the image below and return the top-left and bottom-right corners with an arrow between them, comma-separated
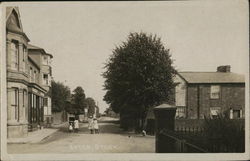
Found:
85,97 -> 96,117
103,32 -> 176,121
71,86 -> 86,114
51,80 -> 71,112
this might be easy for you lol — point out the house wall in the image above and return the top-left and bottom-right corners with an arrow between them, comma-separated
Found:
6,9 -> 30,138
174,75 -> 186,107
187,83 -> 245,119
28,49 -> 53,126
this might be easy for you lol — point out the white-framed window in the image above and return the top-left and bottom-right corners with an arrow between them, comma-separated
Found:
10,41 -> 19,70
230,108 -> 242,119
175,106 -> 186,118
210,85 -> 220,99
210,107 -> 221,119
11,88 -> 19,121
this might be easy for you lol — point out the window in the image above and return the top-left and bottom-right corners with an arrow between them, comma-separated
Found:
33,95 -> 36,122
230,109 -> 242,119
34,70 -> 36,83
210,85 -> 220,99
210,107 -> 221,119
23,90 -> 27,119
44,98 -> 48,107
11,88 -> 19,121
10,41 -> 19,70
29,67 -> 33,82
175,107 -> 186,118
23,45 -> 26,71
43,74 -> 48,85
43,56 -> 48,65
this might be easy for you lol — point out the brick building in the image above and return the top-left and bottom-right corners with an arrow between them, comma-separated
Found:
174,65 -> 245,119
6,7 -> 53,138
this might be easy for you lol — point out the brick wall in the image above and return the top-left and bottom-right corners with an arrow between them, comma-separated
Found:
187,83 -> 245,119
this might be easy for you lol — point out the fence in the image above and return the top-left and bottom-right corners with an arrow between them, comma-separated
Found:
159,129 -> 207,153
160,126 -> 245,153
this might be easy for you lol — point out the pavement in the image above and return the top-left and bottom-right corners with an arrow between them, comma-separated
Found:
7,122 -> 67,144
8,118 -> 155,153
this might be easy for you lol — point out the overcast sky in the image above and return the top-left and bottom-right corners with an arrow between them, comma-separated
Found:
6,1 -> 248,113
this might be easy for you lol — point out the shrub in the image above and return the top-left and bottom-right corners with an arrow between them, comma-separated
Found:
203,115 -> 244,152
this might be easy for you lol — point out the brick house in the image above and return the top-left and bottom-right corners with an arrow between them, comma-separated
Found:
174,65 -> 245,119
6,7 -> 53,138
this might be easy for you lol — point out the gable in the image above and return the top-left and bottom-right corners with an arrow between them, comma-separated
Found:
6,7 -> 23,33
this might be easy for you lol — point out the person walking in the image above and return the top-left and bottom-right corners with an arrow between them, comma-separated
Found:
74,119 -> 79,133
93,118 -> 99,134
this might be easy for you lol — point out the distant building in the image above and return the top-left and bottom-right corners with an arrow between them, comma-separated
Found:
6,7 -> 53,138
174,65 -> 245,119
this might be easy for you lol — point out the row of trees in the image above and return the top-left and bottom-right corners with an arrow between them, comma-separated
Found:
103,32 -> 176,131
51,81 -> 98,117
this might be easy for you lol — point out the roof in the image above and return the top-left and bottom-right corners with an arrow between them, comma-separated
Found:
28,56 -> 40,70
6,7 -> 30,41
178,72 -> 245,84
28,44 -> 53,58
154,103 -> 175,109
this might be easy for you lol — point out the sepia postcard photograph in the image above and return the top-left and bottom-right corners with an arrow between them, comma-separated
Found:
0,0 -> 249,161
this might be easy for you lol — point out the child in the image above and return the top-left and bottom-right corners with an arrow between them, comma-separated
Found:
93,118 -> 99,134
74,119 -> 79,133
69,123 -> 73,133
88,117 -> 94,134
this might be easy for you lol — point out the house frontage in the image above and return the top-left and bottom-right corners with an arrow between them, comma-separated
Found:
6,7 -> 53,138
28,44 -> 53,127
174,65 -> 245,119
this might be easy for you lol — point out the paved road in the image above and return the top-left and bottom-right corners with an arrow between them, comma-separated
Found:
8,119 -> 155,153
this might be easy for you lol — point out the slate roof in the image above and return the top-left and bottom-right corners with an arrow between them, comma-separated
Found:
178,72 -> 245,84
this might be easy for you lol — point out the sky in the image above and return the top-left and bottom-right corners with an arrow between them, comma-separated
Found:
5,1 -> 248,113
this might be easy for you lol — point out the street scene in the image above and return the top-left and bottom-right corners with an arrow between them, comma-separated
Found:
3,1 -> 248,156
8,117 -> 154,153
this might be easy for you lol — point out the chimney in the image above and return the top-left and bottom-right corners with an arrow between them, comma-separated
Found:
217,65 -> 231,72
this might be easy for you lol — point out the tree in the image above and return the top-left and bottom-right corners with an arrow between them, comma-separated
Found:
51,81 -> 71,112
103,32 -> 176,130
85,97 -> 96,117
71,86 -> 86,115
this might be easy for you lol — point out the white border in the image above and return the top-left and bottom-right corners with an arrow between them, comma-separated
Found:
1,1 -> 249,161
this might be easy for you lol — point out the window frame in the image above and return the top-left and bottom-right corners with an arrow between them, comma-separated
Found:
11,88 -> 19,121
210,85 -> 221,99
10,40 -> 19,70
